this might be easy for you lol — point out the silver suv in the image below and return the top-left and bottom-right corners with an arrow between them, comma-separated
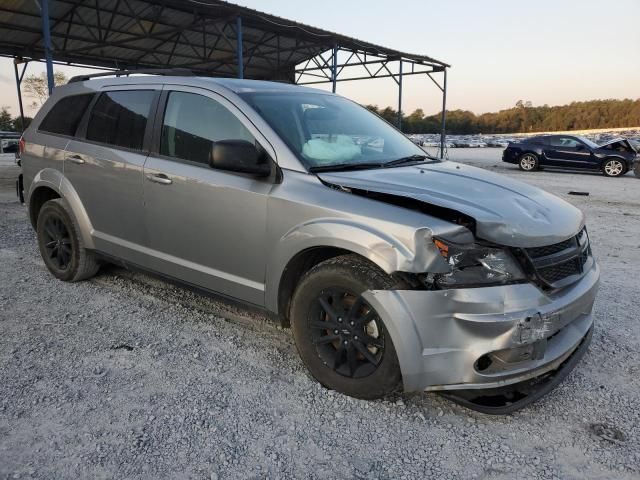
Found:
18,72 -> 599,413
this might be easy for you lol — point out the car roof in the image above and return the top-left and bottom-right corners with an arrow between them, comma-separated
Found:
524,135 -> 551,142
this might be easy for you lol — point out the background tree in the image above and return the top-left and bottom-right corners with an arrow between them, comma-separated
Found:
0,107 -> 13,131
392,98 -> 640,134
379,106 -> 398,125
22,72 -> 68,110
12,116 -> 33,131
364,104 -> 380,115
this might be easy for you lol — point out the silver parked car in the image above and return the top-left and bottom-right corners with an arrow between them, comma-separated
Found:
17,72 -> 599,413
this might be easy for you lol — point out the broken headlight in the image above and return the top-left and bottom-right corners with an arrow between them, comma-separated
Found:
432,239 -> 525,288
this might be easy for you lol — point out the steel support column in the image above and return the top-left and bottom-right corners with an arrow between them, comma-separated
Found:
440,68 -> 447,159
397,60 -> 403,129
40,0 -> 55,94
13,59 -> 28,133
331,44 -> 337,93
236,16 -> 243,79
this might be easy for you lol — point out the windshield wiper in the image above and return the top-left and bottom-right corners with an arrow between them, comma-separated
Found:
308,162 -> 385,173
383,154 -> 432,168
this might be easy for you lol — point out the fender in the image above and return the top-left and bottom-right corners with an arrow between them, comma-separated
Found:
28,168 -> 95,249
264,218 -> 450,312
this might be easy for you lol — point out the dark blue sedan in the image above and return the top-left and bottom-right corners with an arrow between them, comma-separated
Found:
502,135 -> 638,177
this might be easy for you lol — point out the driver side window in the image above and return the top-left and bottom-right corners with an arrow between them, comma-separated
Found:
160,91 -> 254,165
550,137 -> 581,148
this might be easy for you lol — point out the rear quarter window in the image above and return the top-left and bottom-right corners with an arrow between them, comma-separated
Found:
86,90 -> 155,151
38,93 -> 94,136
528,136 -> 548,145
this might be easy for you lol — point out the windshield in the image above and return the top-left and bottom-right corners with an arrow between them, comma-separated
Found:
239,91 -> 434,170
578,136 -> 600,149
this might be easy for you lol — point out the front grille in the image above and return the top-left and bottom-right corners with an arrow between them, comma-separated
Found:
523,228 -> 592,288
526,238 -> 575,258
537,259 -> 581,283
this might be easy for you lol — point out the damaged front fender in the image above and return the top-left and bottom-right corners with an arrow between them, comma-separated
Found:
275,219 -> 455,275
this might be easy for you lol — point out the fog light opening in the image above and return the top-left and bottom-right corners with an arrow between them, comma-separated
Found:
475,354 -> 493,372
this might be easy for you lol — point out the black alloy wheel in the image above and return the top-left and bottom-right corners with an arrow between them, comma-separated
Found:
309,288 -> 385,379
41,213 -> 73,271
290,254 -> 402,399
36,198 -> 100,282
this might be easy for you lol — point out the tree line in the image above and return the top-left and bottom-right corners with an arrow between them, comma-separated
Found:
0,107 -> 31,132
366,98 -> 640,134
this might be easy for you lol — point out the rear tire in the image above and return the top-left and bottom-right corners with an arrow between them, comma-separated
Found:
518,153 -> 539,171
602,158 -> 626,177
36,198 -> 100,282
290,255 -> 402,399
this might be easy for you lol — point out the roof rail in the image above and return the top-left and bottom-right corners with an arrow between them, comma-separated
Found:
68,68 -> 196,83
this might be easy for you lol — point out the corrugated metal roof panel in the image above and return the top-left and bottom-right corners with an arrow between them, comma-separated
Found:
0,0 -> 449,81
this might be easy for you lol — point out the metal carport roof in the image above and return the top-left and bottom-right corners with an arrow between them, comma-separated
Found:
0,0 -> 449,154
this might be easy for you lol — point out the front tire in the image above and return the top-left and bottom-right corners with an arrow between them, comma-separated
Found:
290,255 -> 402,399
602,158 -> 626,177
36,198 -> 100,282
518,153 -> 539,171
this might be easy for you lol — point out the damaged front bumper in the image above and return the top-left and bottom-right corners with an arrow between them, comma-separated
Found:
363,262 -> 599,412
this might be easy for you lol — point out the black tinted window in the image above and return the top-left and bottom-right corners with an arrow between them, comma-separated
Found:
39,94 -> 94,136
86,90 -> 154,150
160,91 -> 254,164
531,136 -> 549,145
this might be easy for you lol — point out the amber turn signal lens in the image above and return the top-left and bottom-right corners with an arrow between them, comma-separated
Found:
433,239 -> 449,258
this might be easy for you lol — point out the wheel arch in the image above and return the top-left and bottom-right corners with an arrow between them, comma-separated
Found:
520,150 -> 541,160
28,185 -> 60,229
275,246 -> 352,326
265,219 -> 436,324
28,169 -> 95,249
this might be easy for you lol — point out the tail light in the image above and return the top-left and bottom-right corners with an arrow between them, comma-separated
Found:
16,137 -> 26,161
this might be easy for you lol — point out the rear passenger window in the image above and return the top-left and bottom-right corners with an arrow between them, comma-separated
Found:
160,91 -> 254,165
39,94 -> 94,136
86,90 -> 155,151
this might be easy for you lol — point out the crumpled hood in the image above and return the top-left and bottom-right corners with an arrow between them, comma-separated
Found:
596,138 -> 637,154
317,161 -> 584,248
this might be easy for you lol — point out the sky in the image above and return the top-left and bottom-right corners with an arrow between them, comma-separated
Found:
1,0 -> 638,117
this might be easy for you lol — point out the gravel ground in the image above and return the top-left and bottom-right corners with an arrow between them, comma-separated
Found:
1,150 -> 639,479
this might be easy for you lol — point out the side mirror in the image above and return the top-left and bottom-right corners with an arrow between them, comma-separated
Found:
209,140 -> 271,176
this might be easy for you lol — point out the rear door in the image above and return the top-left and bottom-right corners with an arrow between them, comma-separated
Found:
142,86 -> 274,305
64,86 -> 159,262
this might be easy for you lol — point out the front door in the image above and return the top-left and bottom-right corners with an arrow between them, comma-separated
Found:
142,87 -> 274,306
64,87 -> 159,262
544,136 -> 593,168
